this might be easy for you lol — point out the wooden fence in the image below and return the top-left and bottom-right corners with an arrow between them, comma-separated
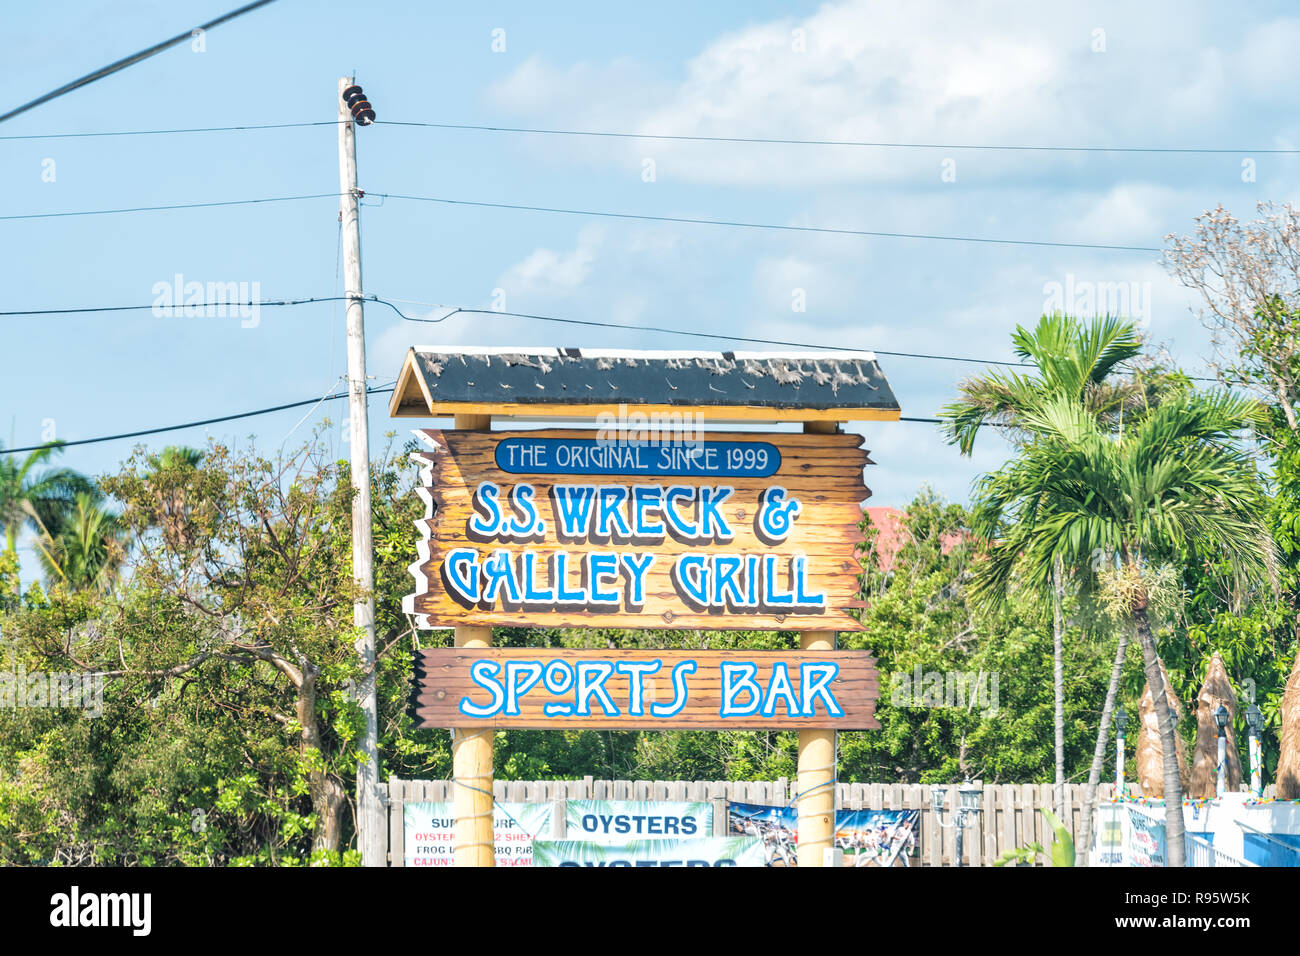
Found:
388,778 -> 1264,866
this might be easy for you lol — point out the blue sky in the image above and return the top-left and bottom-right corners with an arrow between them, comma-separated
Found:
4,0 -> 1299,582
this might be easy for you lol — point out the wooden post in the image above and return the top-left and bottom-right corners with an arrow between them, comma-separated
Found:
453,413 -> 494,866
797,420 -> 839,866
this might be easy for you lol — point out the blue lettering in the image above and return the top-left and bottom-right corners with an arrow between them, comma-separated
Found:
468,482 -> 504,537
595,486 -> 632,540
458,660 -> 504,718
651,660 -> 696,717
698,486 -> 734,540
575,661 -> 619,716
673,554 -> 709,607
503,660 -> 543,716
800,662 -> 843,717
631,485 -> 666,538
721,662 -> 762,717
443,549 -> 479,603
586,553 -> 621,605
619,552 -> 655,606
615,659 -> 661,716
761,662 -> 799,717
553,485 -> 596,539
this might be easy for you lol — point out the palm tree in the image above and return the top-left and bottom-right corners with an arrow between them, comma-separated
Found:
32,491 -> 126,592
941,313 -> 1143,819
970,388 -> 1275,865
943,313 -> 1145,455
0,442 -> 94,570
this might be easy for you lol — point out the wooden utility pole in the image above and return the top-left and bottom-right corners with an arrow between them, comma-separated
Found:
337,76 -> 383,867
452,413 -> 495,866
797,420 -> 838,866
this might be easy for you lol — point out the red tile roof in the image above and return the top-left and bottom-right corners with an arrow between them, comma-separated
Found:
862,506 -> 965,575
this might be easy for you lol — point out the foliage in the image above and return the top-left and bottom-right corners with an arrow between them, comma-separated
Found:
993,808 -> 1074,867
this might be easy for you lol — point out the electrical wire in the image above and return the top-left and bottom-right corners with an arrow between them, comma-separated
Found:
0,0 -> 280,125
422,306 -> 1033,368
376,120 -> 1300,155
0,121 -> 340,141
9,116 -> 1300,154
0,295 -> 1038,368
0,282 -> 1239,453
373,192 -> 1160,252
2,294 -> 1227,387
0,383 -> 396,456
0,192 -> 343,222
3,188 -> 1159,251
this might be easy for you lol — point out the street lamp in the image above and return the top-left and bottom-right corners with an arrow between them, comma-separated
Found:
1114,706 -> 1128,797
932,778 -> 983,867
1246,704 -> 1264,799
1214,703 -> 1230,798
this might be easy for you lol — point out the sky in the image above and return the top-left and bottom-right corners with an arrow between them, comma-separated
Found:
4,0 -> 1299,583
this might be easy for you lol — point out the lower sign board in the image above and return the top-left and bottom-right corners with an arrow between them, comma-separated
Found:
410,647 -> 879,730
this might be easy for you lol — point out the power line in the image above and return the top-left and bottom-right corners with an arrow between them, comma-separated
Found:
3,294 -> 1228,384
0,293 -> 417,323
0,383 -> 395,456
0,294 -> 1036,368
380,121 -> 1300,155
0,192 -> 341,222
0,0 -> 280,125
0,121 -> 340,141
420,306 -> 1032,368
374,192 -> 1160,252
10,117 -> 1300,154
416,305 -> 1224,384
0,295 -> 347,317
3,188 -> 1160,251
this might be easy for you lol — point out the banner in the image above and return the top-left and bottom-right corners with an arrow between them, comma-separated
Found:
565,800 -> 713,842
404,801 -> 553,867
405,429 -> 871,631
532,837 -> 765,867
728,802 -> 920,867
1127,807 -> 1168,868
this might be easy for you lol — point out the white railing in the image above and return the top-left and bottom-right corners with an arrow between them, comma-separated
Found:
1185,832 -> 1256,868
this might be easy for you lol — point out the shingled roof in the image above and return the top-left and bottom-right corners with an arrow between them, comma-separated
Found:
388,346 -> 901,423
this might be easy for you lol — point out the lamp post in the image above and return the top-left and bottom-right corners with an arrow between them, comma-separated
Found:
1114,706 -> 1128,797
1214,703 -> 1230,799
932,778 -> 983,867
1246,704 -> 1263,799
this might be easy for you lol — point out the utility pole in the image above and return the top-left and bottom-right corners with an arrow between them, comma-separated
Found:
337,76 -> 383,867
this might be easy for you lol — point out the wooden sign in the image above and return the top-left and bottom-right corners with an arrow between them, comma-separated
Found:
405,429 -> 871,631
411,648 -> 880,730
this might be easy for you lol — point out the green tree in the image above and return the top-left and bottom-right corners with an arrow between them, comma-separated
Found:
970,387 -> 1276,865
31,491 -> 126,592
0,443 -> 94,569
941,313 -> 1144,817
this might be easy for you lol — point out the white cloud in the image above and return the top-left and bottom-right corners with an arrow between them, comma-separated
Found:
482,0 -> 1276,187
498,225 -> 604,294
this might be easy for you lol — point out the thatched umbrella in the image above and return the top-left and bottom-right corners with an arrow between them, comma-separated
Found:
1188,652 -> 1243,798
1137,659 -> 1188,797
1277,648 -> 1300,799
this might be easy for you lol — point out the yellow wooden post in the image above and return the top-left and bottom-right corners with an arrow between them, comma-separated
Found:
798,420 -> 839,866
453,414 -> 495,867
